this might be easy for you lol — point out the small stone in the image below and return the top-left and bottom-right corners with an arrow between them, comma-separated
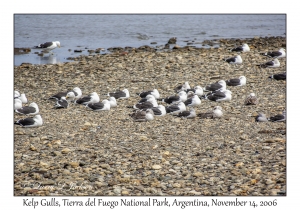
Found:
152,165 -> 162,170
121,190 -> 129,195
69,162 -> 79,168
193,172 -> 203,177
61,148 -> 71,154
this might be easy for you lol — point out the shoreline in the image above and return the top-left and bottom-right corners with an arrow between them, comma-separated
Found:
14,36 -> 286,196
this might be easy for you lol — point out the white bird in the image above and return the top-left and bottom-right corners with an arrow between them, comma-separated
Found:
206,90 -> 232,102
54,97 -> 69,109
186,86 -> 204,97
141,105 -> 166,117
75,92 -> 100,105
14,91 -> 20,98
14,114 -> 43,128
133,95 -> 158,109
255,113 -> 268,122
159,91 -> 187,104
14,98 -> 23,110
15,102 -> 39,115
49,87 -> 82,101
108,97 -> 117,108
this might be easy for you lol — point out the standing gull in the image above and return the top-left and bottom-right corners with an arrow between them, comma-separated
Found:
198,106 -> 223,119
257,59 -> 280,68
231,43 -> 250,52
107,89 -> 130,99
34,41 -> 61,51
86,100 -> 111,111
14,114 -> 43,128
226,76 -> 247,86
269,72 -> 286,80
225,55 -> 243,64
260,48 -> 286,58
136,89 -> 160,99
15,102 -> 39,115
75,92 -> 100,105
244,93 -> 259,105
166,102 -> 186,115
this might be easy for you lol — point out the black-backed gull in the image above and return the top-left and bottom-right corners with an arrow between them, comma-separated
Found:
177,107 -> 196,119
185,86 -> 204,97
14,115 -> 43,128
136,89 -> 160,99
166,102 -> 186,115
206,90 -> 232,102
108,89 -> 130,99
255,113 -> 268,122
75,92 -> 100,105
15,102 -> 39,115
54,97 -> 69,109
198,106 -> 223,119
14,99 -> 23,110
159,91 -> 187,104
257,58 -> 280,68
203,80 -> 226,92
34,41 -> 61,50
269,110 -> 286,122
129,109 -> 155,122
269,72 -> 286,80
174,81 -> 191,93
226,76 -> 246,86
260,48 -> 286,58
225,55 -> 242,64
231,43 -> 250,52
184,94 -> 201,107
86,99 -> 111,111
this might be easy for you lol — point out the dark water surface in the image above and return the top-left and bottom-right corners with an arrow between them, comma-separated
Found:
14,14 -> 286,66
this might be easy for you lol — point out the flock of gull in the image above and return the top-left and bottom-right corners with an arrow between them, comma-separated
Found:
14,41 -> 286,128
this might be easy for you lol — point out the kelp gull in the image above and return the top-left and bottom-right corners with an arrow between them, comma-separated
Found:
108,89 -> 130,99
260,48 -> 286,58
14,114 -> 43,128
129,109 -> 155,122
257,58 -> 280,68
198,106 -> 223,119
166,102 -> 186,115
15,102 -> 39,115
86,99 -> 111,111
177,107 -> 196,119
269,72 -> 286,80
231,43 -> 250,52
136,89 -> 160,99
75,92 -> 100,105
225,55 -> 242,64
226,76 -> 246,86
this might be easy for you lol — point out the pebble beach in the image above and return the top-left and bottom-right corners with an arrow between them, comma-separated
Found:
14,36 -> 286,196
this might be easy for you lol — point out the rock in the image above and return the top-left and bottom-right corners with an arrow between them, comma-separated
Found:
61,148 -> 71,154
152,165 -> 162,170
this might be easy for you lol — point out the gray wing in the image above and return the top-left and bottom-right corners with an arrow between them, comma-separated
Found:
16,107 -> 36,115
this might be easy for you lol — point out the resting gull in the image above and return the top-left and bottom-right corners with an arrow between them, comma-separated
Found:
75,92 -> 100,105
185,86 -> 204,97
136,89 -> 160,99
14,114 -> 43,128
260,48 -> 286,58
269,72 -> 286,80
174,81 -> 191,93
198,106 -> 223,119
86,99 -> 111,111
203,80 -> 226,92
108,97 -> 117,108
244,93 -> 258,105
54,97 -> 69,109
226,76 -> 246,86
141,105 -> 166,117
14,99 -> 23,110
206,90 -> 232,102
108,89 -> 130,99
231,43 -> 250,52
255,113 -> 268,122
177,107 -> 196,119
184,94 -> 201,107
166,102 -> 186,115
159,91 -> 187,104
132,95 -> 158,109
129,109 -> 155,122
49,87 -> 82,101
269,110 -> 286,122
225,55 -> 242,64
15,102 -> 39,115
257,58 -> 280,68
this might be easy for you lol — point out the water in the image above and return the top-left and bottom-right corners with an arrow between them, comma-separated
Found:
14,14 -> 286,66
